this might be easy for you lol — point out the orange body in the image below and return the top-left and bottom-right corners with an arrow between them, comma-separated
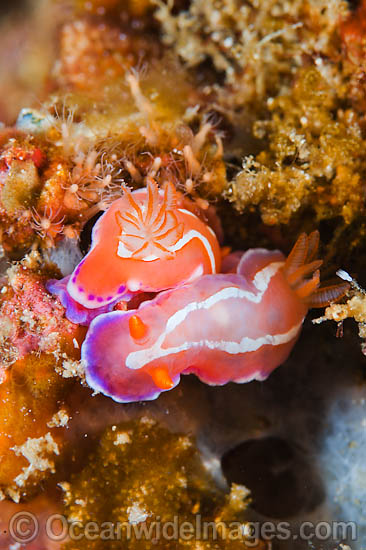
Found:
67,181 -> 221,308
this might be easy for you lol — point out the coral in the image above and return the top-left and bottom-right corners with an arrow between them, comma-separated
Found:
155,0 -> 348,108
0,252 -> 85,367
55,18 -> 159,92
0,252 -> 85,500
227,67 -> 366,227
0,0 -> 60,125
73,0 -> 154,17
0,132 -> 46,253
340,0 -> 366,69
1,158 -> 41,213
62,417 -> 267,550
31,206 -> 66,245
0,47 -> 226,256
0,353 -> 69,501
313,270 -> 366,354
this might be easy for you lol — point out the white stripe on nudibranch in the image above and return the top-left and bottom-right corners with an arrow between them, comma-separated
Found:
126,320 -> 302,370
118,229 -> 217,272
177,208 -> 197,217
126,261 -> 288,370
252,261 -> 284,291
164,261 -> 284,335
185,264 -> 204,282
171,230 -> 217,272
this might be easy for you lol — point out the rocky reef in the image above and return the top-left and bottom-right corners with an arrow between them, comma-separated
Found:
0,1 -> 365,549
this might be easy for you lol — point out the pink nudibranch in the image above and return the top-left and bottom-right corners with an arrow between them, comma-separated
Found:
67,179 -> 221,309
82,231 -> 348,403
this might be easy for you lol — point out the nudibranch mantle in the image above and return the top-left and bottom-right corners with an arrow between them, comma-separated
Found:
82,232 -> 347,403
67,179 -> 221,309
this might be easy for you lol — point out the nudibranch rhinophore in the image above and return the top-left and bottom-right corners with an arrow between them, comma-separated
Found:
66,178 -> 221,309
82,231 -> 349,402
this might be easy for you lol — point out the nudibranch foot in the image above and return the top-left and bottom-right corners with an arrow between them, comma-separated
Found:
83,310 -> 181,402
46,276 -> 131,325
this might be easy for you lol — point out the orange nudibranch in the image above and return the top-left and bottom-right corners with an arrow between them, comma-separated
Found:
67,179 -> 221,308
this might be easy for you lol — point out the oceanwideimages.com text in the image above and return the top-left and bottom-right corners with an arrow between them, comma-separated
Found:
7,512 -> 357,545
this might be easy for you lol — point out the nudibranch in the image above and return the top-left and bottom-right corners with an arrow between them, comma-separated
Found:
66,178 -> 221,309
81,231 -> 349,402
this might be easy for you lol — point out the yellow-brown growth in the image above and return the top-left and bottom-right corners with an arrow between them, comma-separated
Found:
0,354 -> 70,501
62,418 -> 268,550
0,255 -> 86,500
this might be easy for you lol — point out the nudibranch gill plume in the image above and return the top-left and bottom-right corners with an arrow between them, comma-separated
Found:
66,178 -> 221,309
82,231 -> 349,402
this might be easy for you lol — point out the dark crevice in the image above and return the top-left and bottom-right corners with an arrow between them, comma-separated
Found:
79,212 -> 104,255
222,436 -> 325,518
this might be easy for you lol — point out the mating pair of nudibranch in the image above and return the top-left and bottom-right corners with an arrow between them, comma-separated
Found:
47,179 -> 348,402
